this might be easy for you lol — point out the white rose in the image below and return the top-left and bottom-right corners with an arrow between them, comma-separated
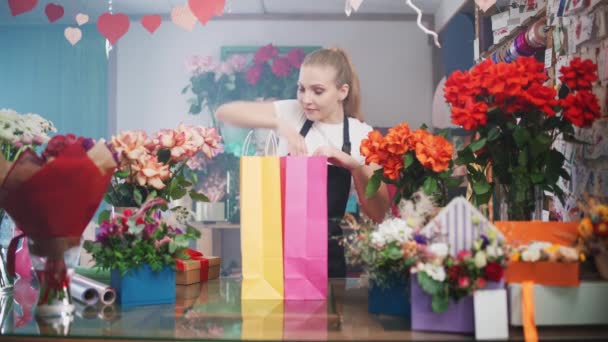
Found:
423,263 -> 446,282
486,243 -> 504,259
474,251 -> 487,268
429,243 -> 449,259
370,232 -> 385,247
521,248 -> 541,262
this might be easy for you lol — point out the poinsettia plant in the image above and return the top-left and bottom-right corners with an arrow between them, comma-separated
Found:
444,56 -> 601,220
104,124 -> 222,209
361,122 -> 460,206
412,228 -> 509,312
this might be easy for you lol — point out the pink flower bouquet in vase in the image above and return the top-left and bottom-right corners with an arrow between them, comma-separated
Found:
0,134 -> 117,317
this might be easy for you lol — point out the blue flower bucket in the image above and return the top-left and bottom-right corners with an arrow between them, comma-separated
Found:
368,274 -> 411,317
111,264 -> 175,308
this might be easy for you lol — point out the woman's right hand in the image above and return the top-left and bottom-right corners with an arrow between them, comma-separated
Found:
276,118 -> 307,156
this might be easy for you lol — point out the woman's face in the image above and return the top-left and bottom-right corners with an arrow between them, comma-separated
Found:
297,64 -> 348,123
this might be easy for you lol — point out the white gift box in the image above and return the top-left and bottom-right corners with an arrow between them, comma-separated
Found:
509,281 -> 608,326
474,289 -> 509,340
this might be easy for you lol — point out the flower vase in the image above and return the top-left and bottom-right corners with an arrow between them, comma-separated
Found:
368,273 -> 411,317
493,180 -> 543,221
28,237 -> 81,317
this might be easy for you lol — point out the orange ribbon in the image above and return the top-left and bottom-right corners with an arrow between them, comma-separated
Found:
522,281 -> 538,342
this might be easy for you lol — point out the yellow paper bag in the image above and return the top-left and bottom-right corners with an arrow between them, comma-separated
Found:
241,299 -> 284,340
240,156 -> 284,300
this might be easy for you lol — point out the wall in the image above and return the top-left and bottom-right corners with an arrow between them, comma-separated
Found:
115,19 -> 436,132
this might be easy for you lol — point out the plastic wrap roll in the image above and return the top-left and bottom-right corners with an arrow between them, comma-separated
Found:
70,276 -> 98,305
72,274 -> 116,305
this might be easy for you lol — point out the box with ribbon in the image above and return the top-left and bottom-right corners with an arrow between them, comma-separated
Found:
176,249 -> 220,285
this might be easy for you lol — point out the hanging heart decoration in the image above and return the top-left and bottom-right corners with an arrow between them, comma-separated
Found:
97,12 -> 130,45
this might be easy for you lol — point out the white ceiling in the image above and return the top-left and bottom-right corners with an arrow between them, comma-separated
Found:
1,0 -> 444,24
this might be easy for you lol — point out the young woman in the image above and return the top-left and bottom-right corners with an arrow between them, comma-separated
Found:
216,47 -> 390,277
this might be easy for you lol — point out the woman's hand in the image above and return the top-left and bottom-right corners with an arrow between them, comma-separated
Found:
313,146 -> 360,171
276,119 -> 307,156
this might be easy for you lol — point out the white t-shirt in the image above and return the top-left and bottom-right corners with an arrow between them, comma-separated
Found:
273,99 -> 373,165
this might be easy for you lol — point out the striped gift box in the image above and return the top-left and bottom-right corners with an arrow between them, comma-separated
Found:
421,197 -> 501,256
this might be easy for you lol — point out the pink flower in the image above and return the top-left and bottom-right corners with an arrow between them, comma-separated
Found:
131,154 -> 171,190
271,56 -> 292,77
227,54 -> 247,72
111,130 -> 149,161
185,55 -> 215,74
458,276 -> 471,289
457,250 -> 472,261
246,65 -> 263,85
286,48 -> 305,68
214,62 -> 233,81
151,128 -> 188,161
476,277 -> 487,289
253,44 -> 278,65
198,127 -> 223,158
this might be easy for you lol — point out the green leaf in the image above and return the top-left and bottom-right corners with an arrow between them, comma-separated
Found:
518,149 -> 528,166
423,177 -> 438,194
133,188 -> 143,206
530,173 -> 545,184
366,173 -> 382,198
487,127 -> 501,141
181,85 -> 190,94
384,244 -> 403,260
469,138 -> 487,152
473,181 -> 491,195
190,191 -> 209,202
157,149 -> 171,164
513,127 -> 531,148
169,242 -> 177,254
189,172 -> 199,185
403,152 -> 414,169
431,292 -> 450,313
446,177 -> 464,188
115,170 -> 129,178
417,272 -> 442,296
97,210 -> 111,225
455,148 -> 475,165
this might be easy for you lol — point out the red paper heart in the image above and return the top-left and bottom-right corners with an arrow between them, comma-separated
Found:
141,15 -> 161,34
188,0 -> 215,25
8,0 -> 37,16
45,3 -> 64,23
213,0 -> 225,16
97,13 -> 130,45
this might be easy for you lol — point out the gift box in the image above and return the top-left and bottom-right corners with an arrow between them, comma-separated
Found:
508,281 -> 608,326
496,221 -> 580,286
111,264 -> 175,308
176,251 -> 221,285
368,275 -> 410,317
474,288 -> 509,340
411,277 -> 504,333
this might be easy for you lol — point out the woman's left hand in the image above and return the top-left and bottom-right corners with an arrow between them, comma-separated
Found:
313,146 -> 360,171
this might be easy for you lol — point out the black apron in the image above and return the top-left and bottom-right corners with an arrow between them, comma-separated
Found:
299,116 -> 351,278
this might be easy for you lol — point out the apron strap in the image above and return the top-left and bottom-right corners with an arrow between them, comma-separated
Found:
299,115 -> 351,155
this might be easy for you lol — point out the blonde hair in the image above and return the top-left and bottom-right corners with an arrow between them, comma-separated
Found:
301,47 -> 363,121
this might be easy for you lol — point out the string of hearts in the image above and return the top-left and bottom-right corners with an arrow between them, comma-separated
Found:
8,0 -> 225,46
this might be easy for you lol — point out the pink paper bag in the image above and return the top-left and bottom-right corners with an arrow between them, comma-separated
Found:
280,156 -> 328,300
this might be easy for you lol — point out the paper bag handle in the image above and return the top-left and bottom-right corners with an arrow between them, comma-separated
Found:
242,130 -> 279,156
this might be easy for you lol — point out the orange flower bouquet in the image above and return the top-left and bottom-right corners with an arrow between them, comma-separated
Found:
360,123 -> 459,206
444,56 -> 601,220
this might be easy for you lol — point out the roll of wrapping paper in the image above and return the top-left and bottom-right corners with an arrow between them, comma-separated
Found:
515,31 -> 536,56
71,274 -> 116,305
526,19 -> 547,48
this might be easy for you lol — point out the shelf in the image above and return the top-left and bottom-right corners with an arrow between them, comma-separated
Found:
189,221 -> 240,230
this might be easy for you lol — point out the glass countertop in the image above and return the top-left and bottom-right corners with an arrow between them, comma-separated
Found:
1,278 -> 608,341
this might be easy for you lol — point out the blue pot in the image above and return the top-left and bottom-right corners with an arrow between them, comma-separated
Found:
368,274 -> 411,317
111,264 -> 175,308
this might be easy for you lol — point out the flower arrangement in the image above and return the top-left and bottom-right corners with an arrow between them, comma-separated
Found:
509,241 -> 581,263
83,198 -> 200,275
575,195 -> 608,278
360,122 -> 460,206
184,44 -> 305,131
444,56 -> 601,220
104,124 -> 223,208
344,191 -> 439,287
412,229 -> 509,312
0,108 -> 56,161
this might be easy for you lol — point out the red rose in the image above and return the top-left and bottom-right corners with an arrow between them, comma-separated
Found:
246,64 -> 262,85
484,261 -> 504,282
286,48 -> 305,69
447,265 -> 462,280
271,56 -> 292,77
253,44 -> 278,65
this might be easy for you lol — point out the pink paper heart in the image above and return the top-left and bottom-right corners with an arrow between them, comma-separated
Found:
45,3 -> 64,23
64,27 -> 82,46
188,0 -> 215,25
141,15 -> 161,34
171,5 -> 197,31
213,0 -> 225,16
9,0 -> 37,16
75,13 -> 89,26
97,12 -> 130,45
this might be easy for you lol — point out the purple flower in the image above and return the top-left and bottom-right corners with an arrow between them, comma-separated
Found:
480,235 -> 490,249
81,138 -> 95,151
169,226 -> 184,235
96,221 -> 120,243
414,234 -> 428,245
143,222 -> 160,238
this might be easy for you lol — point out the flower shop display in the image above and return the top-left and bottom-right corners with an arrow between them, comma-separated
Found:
575,196 -> 608,279
360,122 -> 461,206
104,124 -> 222,210
83,198 -> 200,307
444,57 -> 601,220
0,134 -> 116,317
